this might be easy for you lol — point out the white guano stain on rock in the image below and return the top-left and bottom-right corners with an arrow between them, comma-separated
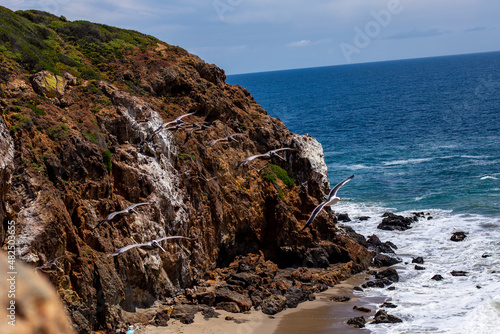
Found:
292,133 -> 330,193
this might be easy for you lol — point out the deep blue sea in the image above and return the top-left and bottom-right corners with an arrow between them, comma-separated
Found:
228,52 -> 500,333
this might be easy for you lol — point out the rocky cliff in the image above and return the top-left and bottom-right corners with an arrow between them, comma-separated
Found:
0,7 -> 371,332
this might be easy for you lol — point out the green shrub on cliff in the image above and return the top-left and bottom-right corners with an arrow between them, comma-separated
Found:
102,149 -> 112,174
0,6 -> 161,78
262,170 -> 277,183
46,124 -> 69,141
268,164 -> 295,188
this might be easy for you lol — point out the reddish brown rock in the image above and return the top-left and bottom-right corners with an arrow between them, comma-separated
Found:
291,267 -> 313,282
214,287 -> 252,312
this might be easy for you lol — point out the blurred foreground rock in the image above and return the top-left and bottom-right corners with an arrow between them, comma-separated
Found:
0,252 -> 76,334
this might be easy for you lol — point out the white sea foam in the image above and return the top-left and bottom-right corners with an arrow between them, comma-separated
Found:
339,202 -> 500,334
327,163 -> 373,170
480,175 -> 498,180
383,158 -> 434,166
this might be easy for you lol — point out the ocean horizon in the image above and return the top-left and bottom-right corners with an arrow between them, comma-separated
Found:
228,51 -> 500,76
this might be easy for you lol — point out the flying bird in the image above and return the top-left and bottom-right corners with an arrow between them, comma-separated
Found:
238,148 -> 296,167
302,175 -> 354,230
184,123 -> 211,143
35,255 -> 74,274
206,133 -> 245,147
94,202 -> 151,230
101,236 -> 195,258
188,173 -> 218,182
152,112 -> 196,136
165,112 -> 196,126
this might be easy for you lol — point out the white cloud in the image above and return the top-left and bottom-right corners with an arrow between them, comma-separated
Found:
287,40 -> 311,47
383,28 -> 450,40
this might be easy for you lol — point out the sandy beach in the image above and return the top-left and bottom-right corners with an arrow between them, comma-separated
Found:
141,273 -> 384,334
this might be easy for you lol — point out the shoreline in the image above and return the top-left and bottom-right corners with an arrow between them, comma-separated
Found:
141,273 -> 385,334
263,273 -> 384,334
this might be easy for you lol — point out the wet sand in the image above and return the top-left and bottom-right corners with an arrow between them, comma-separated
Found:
263,273 -> 385,334
142,273 -> 386,334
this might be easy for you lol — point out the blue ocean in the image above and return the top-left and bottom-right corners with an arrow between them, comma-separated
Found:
228,52 -> 500,333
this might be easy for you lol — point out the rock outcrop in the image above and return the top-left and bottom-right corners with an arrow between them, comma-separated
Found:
31,70 -> 66,99
0,116 -> 14,242
0,7 -> 372,332
450,231 -> 467,242
377,212 -> 417,231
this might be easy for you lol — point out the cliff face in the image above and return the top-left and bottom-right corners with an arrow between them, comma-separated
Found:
0,7 -> 370,332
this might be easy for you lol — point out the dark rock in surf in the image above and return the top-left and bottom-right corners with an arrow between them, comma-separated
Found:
362,279 -> 391,289
378,213 -> 415,231
381,301 -> 397,308
372,309 -> 403,324
431,274 -> 444,281
347,316 -> 366,328
353,305 -> 372,313
366,234 -> 398,254
412,257 -> 424,264
450,270 -> 468,277
450,231 -> 467,242
375,268 -> 399,283
336,213 -> 351,222
372,253 -> 401,268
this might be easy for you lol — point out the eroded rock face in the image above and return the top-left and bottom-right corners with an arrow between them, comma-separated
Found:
0,116 -> 14,242
1,34 -> 371,333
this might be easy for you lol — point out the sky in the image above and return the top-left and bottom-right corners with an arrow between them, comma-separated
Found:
3,0 -> 500,74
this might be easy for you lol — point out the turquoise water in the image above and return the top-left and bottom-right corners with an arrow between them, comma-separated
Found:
228,52 -> 500,217
228,52 -> 500,333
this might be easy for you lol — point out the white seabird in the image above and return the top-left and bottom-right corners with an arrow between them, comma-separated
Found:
101,236 -> 195,258
94,202 -> 151,230
36,255 -> 74,273
237,148 -> 296,167
302,175 -> 354,230
206,133 -> 245,147
152,112 -> 196,135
